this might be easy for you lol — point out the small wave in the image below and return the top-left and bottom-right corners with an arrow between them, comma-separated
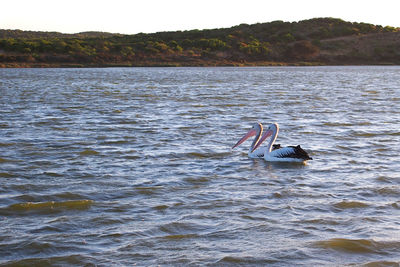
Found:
361,261 -> 400,267
134,186 -> 164,195
215,103 -> 246,107
387,131 -> 400,136
173,151 -> 231,160
51,126 -> 69,131
373,186 -> 400,196
216,256 -> 278,265
375,175 -> 399,184
79,149 -> 100,156
153,204 -> 169,211
0,142 -> 15,147
391,202 -> 400,209
117,119 -> 138,125
162,233 -> 198,240
0,172 -> 16,178
3,254 -> 96,266
354,131 -> 400,137
183,176 -> 211,184
158,221 -> 208,237
184,152 -> 210,159
52,192 -> 89,199
0,157 -> 13,163
323,122 -> 353,127
314,238 -> 400,254
333,200 -> 370,209
123,155 -> 141,160
353,131 -> 379,137
42,171 -> 64,177
2,200 -> 93,214
301,218 -> 341,226
100,140 -> 129,145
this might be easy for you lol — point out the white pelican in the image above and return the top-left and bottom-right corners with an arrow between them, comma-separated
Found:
252,123 -> 313,162
232,123 -> 281,158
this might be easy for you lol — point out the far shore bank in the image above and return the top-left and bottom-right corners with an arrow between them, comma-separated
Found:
2,18 -> 400,69
1,61 -> 398,68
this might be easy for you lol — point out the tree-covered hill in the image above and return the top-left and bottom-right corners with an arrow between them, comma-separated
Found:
1,18 -> 399,67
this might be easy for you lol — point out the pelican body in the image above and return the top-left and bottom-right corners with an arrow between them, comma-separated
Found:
252,123 -> 312,162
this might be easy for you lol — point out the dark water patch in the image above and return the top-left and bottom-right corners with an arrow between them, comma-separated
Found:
161,233 -> 199,240
134,186 -> 165,196
240,214 -> 269,221
1,254 -> 96,266
153,204 -> 169,211
215,256 -> 279,265
1,200 -> 93,215
183,176 -> 211,184
386,131 -> 400,136
391,202 -> 400,209
116,119 -> 138,125
99,140 -> 130,145
79,149 -> 100,156
271,188 -> 323,199
373,186 -> 400,196
1,239 -> 92,260
333,200 -> 370,209
0,157 -> 15,163
51,126 -> 70,131
352,131 -> 382,137
314,238 -> 400,254
0,172 -> 16,178
42,171 -> 64,177
10,192 -> 91,205
359,261 -> 400,267
300,218 -> 342,226
0,142 -> 15,147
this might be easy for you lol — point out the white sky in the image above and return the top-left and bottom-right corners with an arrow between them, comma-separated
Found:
2,0 -> 400,34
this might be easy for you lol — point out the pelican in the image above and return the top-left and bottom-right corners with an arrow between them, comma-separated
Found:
252,123 -> 312,162
232,123 -> 281,158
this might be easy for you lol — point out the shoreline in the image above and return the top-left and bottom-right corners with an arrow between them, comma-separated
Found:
1,61 -> 398,68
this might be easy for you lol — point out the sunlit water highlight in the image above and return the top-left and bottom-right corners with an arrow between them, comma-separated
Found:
1,66 -> 400,266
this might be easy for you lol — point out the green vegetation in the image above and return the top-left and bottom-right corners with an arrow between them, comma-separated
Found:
1,18 -> 399,67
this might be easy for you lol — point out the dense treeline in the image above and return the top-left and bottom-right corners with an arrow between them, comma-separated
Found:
1,18 -> 399,67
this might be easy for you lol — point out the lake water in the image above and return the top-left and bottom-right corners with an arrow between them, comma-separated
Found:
1,66 -> 400,266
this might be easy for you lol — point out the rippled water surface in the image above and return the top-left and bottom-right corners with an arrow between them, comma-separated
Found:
1,67 -> 400,266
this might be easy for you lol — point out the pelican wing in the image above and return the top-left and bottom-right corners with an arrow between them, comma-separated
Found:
270,147 -> 296,158
270,145 -> 312,160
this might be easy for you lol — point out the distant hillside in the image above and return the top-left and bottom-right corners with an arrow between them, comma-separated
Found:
1,18 -> 399,67
0,29 -> 120,39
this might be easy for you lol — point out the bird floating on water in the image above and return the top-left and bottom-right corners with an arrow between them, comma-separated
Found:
232,122 -> 282,159
233,122 -> 312,163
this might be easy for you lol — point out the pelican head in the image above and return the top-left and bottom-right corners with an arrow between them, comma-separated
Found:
251,123 -> 279,152
232,122 -> 263,149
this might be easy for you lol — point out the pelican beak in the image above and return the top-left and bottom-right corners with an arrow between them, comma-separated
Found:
251,130 -> 272,152
232,129 -> 256,149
